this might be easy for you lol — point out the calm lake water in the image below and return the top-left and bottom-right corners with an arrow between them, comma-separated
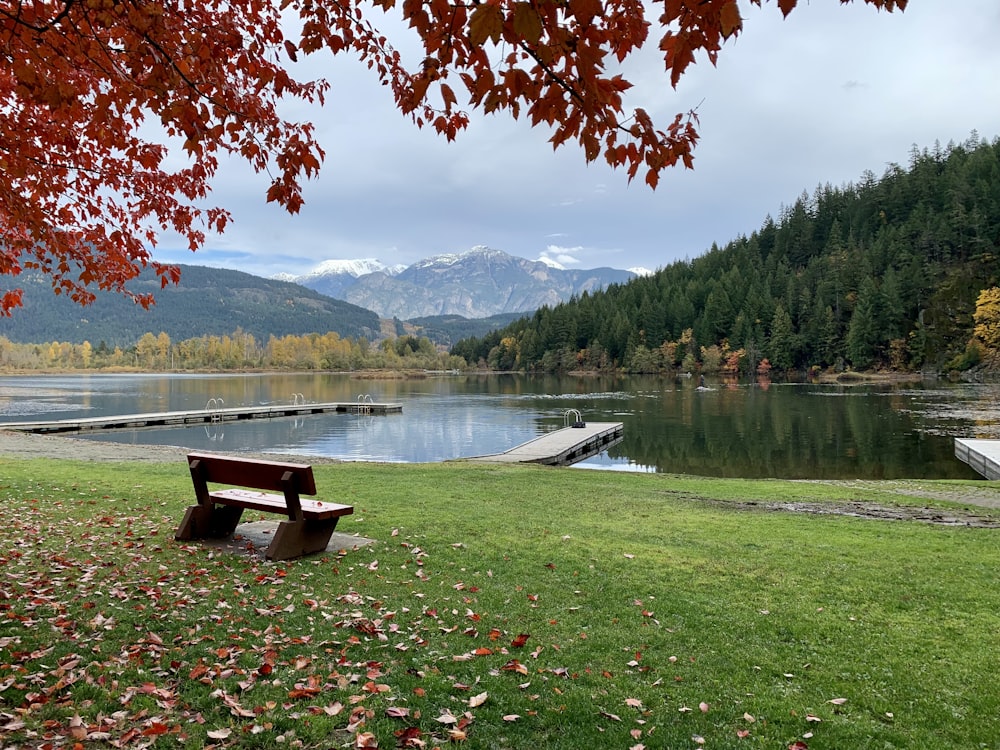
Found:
0,372 -> 996,480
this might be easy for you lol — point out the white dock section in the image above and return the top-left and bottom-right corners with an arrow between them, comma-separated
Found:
468,422 -> 624,467
0,401 -> 402,435
955,438 -> 1000,480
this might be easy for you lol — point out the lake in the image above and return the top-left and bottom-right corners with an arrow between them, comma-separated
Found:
0,372 -> 994,480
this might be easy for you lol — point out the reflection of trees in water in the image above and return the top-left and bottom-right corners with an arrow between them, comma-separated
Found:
609,386 -> 978,480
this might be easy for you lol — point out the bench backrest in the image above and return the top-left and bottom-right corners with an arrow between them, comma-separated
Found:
187,452 -> 317,495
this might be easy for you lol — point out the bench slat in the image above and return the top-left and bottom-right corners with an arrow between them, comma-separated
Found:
188,451 -> 318,495
210,489 -> 353,521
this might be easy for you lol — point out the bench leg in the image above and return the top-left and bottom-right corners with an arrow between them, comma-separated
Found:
265,517 -> 341,561
175,504 -> 244,541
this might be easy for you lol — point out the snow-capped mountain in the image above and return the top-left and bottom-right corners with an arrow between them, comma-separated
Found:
281,247 -> 637,319
277,258 -> 406,299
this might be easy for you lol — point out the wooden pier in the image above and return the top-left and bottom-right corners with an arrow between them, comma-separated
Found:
467,422 -> 623,467
0,401 -> 402,435
955,438 -> 1000,480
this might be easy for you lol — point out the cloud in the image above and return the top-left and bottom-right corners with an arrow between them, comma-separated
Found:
538,246 -> 585,269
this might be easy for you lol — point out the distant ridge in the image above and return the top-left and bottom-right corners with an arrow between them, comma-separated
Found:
0,264 -> 381,346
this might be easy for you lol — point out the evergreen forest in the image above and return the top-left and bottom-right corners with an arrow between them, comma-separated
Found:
452,134 -> 1000,375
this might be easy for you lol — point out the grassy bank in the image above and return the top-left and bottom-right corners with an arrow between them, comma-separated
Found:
2,460 -> 999,748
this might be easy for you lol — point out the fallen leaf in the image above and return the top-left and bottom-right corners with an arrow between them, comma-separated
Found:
207,728 -> 232,739
468,692 -> 488,708
502,714 -> 520,722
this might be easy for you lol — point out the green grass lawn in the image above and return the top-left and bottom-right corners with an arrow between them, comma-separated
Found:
2,460 -> 999,749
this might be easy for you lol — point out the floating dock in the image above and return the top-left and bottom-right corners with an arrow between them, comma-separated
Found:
955,438 -> 1000,480
467,422 -> 624,467
0,401 -> 402,435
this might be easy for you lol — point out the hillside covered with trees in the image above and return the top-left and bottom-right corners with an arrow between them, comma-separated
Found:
453,134 -> 1000,375
0,265 -> 381,347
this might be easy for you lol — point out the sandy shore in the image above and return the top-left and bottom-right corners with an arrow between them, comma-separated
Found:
0,429 -> 190,462
0,429 -> 343,464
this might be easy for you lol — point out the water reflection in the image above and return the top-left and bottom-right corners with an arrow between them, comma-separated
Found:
0,373 -> 995,479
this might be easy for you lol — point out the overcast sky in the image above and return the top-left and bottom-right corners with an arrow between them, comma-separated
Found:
152,1 -> 1000,278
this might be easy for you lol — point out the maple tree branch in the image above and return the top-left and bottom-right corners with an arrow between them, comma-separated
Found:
0,0 -> 75,34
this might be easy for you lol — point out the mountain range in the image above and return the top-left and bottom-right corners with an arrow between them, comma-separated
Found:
276,246 -> 639,319
0,247 -> 638,347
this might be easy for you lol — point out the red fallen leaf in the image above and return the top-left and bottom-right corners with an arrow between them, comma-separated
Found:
118,728 -> 141,744
736,729 -> 751,738
488,628 -> 503,641
258,663 -> 273,676
473,647 -> 493,656
511,633 -> 530,648
355,731 -> 378,748
386,706 -> 410,718
527,594 -> 539,602
788,742 -> 809,750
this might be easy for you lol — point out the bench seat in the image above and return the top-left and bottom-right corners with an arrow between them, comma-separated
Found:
209,488 -> 352,520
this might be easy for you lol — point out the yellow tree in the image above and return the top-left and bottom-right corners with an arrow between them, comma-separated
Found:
973,287 -> 1000,354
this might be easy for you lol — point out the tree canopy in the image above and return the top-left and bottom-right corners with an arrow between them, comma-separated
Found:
0,0 -> 905,314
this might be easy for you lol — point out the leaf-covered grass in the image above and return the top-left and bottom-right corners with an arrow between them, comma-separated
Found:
2,460 -> 999,748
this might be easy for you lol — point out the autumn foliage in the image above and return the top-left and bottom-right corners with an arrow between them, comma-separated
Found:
0,0 -> 906,313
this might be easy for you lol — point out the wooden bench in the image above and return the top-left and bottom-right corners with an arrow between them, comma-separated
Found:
174,452 -> 353,561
